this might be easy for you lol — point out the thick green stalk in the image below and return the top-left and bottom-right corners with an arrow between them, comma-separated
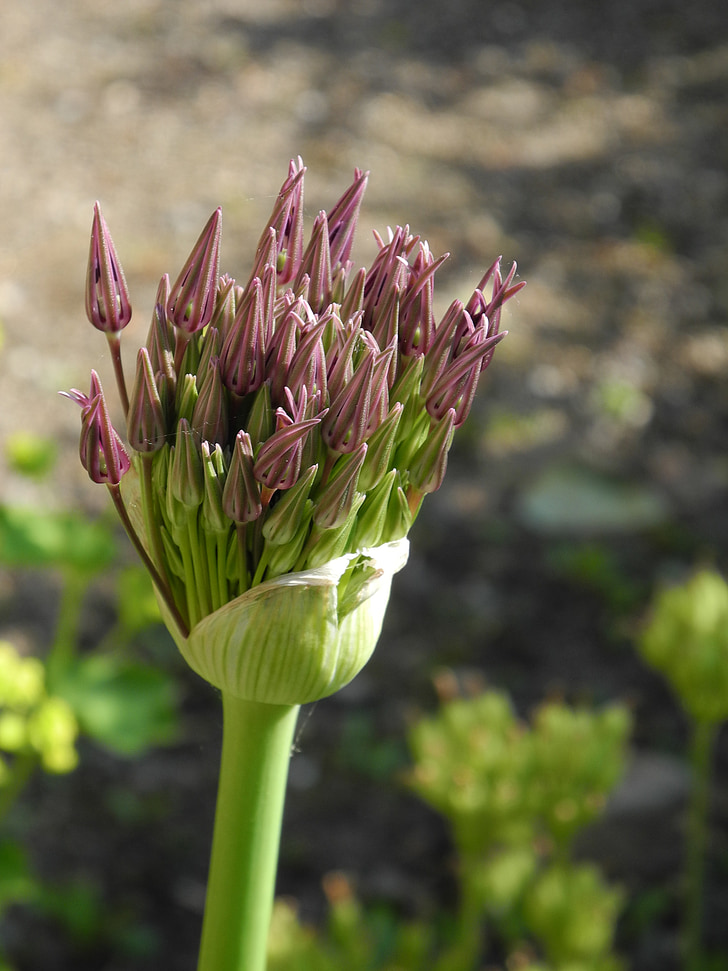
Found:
685,717 -> 716,971
197,694 -> 299,971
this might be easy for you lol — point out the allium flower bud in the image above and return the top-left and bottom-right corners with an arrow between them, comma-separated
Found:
85,203 -> 132,333
167,208 -> 222,335
67,160 -> 523,704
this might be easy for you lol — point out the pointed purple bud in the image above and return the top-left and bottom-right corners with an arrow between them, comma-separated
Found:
127,347 -> 168,452
466,258 -> 524,370
85,203 -> 133,334
295,211 -> 332,313
287,319 -> 328,406
146,275 -> 176,389
426,324 -> 506,425
222,430 -> 262,523
398,245 -> 448,357
320,347 -> 375,454
327,169 -> 368,268
340,266 -> 367,323
253,158 -> 306,285
63,371 -> 130,485
420,299 -> 471,400
408,408 -> 456,494
167,208 -> 222,334
220,278 -> 266,397
191,357 -> 228,446
210,274 -> 238,338
253,417 -> 321,491
265,306 -> 302,405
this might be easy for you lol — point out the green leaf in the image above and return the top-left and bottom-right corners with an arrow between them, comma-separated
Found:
0,841 -> 39,910
0,505 -> 117,573
56,655 -> 179,757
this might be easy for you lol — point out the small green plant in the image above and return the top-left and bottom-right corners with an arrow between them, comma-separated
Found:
0,434 -> 180,965
638,567 -> 728,971
268,682 -> 631,971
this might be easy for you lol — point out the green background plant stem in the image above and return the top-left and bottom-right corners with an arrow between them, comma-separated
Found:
196,693 -> 299,971
685,717 -> 716,971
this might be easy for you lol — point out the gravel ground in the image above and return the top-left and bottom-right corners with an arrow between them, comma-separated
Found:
1,1 -> 727,969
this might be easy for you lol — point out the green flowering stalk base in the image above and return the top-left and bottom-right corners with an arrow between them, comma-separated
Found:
160,539 -> 408,704
66,159 -> 523,971
198,696 -> 299,971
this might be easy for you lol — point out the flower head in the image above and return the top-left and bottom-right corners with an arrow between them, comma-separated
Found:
67,162 -> 523,702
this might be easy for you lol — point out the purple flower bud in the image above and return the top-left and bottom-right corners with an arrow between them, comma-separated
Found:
85,203 -> 132,333
327,168 -> 368,268
127,347 -> 168,453
253,157 -> 305,285
222,430 -> 262,524
320,347 -> 375,454
167,208 -> 222,335
398,245 -> 449,358
287,319 -> 328,407
220,277 -> 266,397
63,371 -> 130,485
253,416 -> 321,491
146,275 -> 176,393
295,211 -> 332,314
262,464 -> 318,547
425,324 -> 506,425
191,356 -> 229,446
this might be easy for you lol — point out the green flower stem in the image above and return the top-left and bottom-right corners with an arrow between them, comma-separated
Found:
45,568 -> 87,687
197,693 -> 299,971
0,752 -> 38,827
106,333 -> 130,417
685,717 -> 716,971
108,484 -> 190,637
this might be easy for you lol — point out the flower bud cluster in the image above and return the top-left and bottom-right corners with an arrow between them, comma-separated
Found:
69,160 -> 523,639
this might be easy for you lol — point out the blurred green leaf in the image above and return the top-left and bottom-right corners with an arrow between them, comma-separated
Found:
0,841 -> 39,910
38,877 -> 104,945
56,655 -> 179,757
116,567 -> 162,635
518,465 -> 669,535
5,432 -> 58,480
0,505 -> 117,573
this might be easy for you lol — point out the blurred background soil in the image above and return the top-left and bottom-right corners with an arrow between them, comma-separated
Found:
0,0 -> 727,968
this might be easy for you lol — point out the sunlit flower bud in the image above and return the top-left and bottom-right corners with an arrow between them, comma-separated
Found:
340,266 -> 367,322
313,444 -> 367,530
220,277 -> 266,397
191,357 -> 228,446
167,208 -> 222,334
210,274 -> 237,337
321,348 -> 375,454
146,275 -> 176,392
327,168 -> 368,268
222,431 -> 262,524
350,469 -> 396,549
262,464 -> 317,547
398,245 -> 448,357
408,408 -> 456,494
63,371 -> 130,485
295,211 -> 332,313
85,202 -> 132,333
200,441 -> 228,534
127,347 -> 168,453
253,417 -> 321,491
358,402 -> 403,492
253,157 -> 305,285
168,419 -> 204,513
